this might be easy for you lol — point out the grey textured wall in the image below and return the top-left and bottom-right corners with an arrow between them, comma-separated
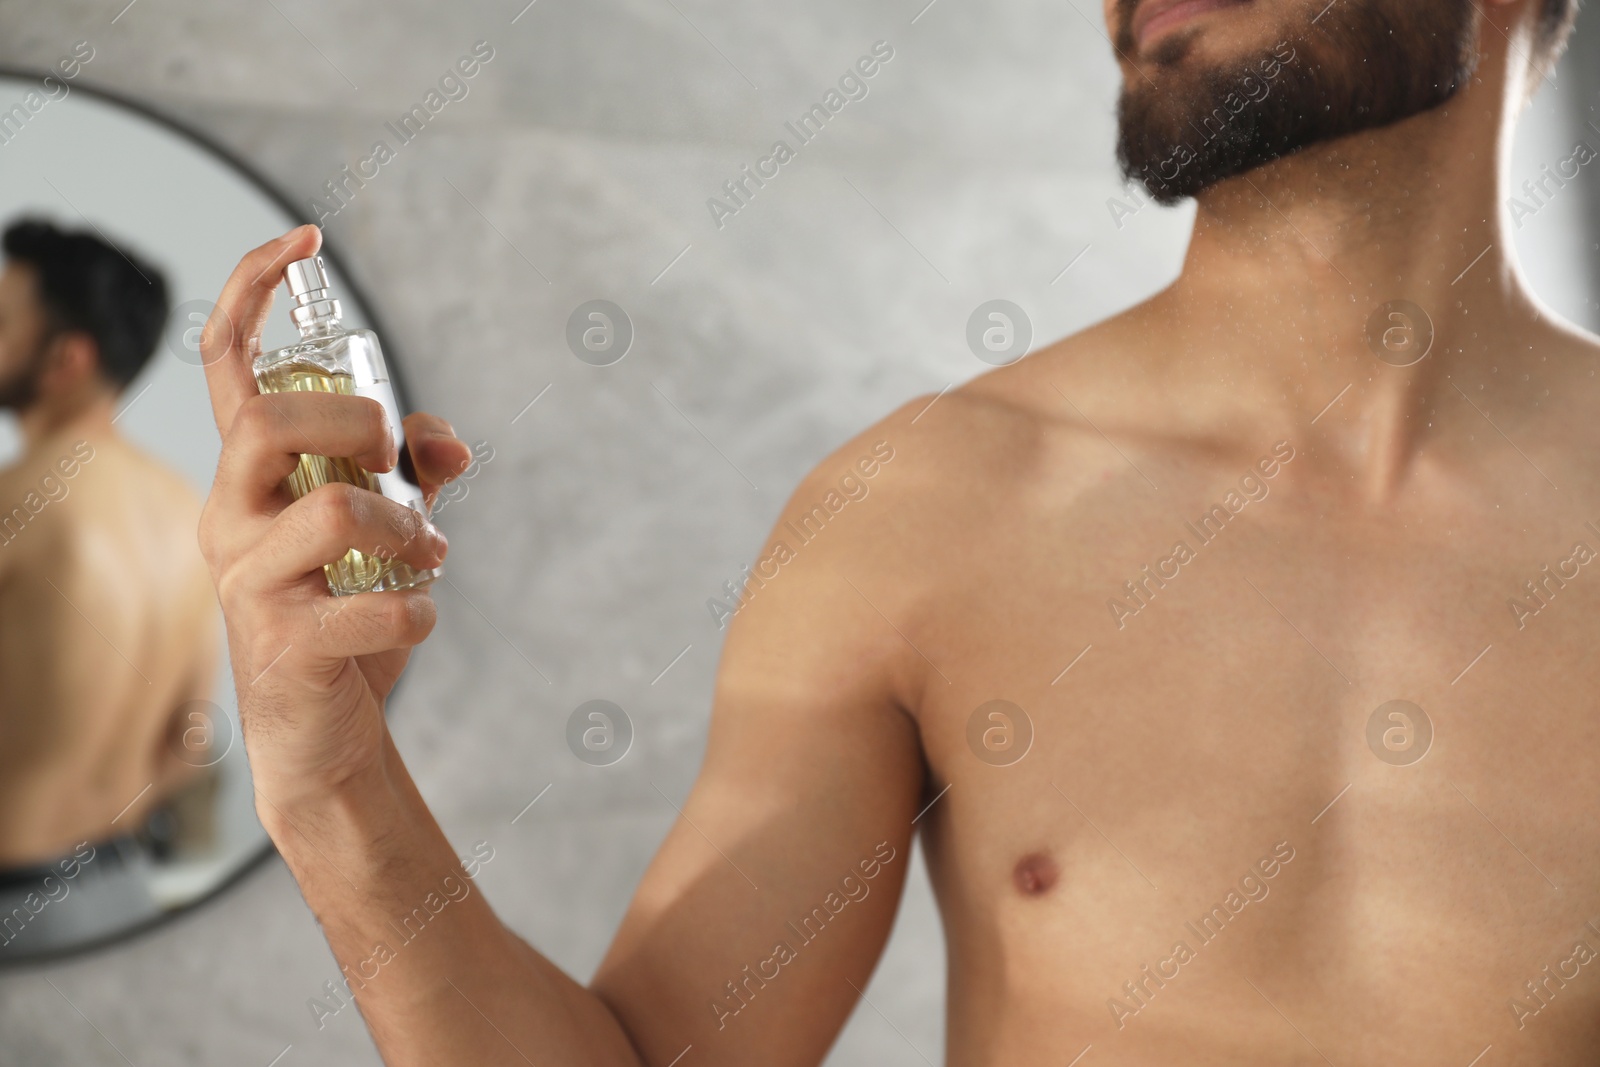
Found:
0,1 -> 1587,1065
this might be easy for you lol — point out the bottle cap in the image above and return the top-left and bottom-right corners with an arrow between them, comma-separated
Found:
284,256 -> 331,303
283,255 -> 340,329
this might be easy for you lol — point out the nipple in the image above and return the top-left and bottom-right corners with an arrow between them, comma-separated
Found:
1013,851 -> 1060,896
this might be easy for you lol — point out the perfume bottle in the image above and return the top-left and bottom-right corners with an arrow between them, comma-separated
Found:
252,255 -> 440,596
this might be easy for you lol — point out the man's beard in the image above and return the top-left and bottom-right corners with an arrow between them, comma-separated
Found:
0,337 -> 51,412
1114,0 -> 1480,204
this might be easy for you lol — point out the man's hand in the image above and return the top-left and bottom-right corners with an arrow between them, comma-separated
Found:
196,225 -> 473,811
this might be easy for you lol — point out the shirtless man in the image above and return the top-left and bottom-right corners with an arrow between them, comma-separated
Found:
0,219 -> 217,870
199,0 -> 1600,1061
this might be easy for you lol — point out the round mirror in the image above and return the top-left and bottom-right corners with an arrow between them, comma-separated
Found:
0,68 -> 401,962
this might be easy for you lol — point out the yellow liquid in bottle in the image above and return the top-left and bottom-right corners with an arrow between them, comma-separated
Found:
254,361 -> 436,596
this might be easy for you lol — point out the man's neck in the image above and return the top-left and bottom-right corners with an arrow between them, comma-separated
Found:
19,394 -> 119,456
1149,48 -> 1555,498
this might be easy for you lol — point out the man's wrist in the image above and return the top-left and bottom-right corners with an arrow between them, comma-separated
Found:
252,736 -> 406,861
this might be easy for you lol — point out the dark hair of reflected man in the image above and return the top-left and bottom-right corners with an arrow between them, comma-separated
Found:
1,218 -> 168,395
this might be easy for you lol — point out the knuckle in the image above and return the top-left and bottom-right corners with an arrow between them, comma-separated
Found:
305,481 -> 365,537
197,502 -> 220,565
232,393 -> 279,441
199,305 -> 237,362
213,561 -> 249,612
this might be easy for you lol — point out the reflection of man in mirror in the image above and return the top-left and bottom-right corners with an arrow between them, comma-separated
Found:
0,219 -> 218,947
200,0 -> 1600,1061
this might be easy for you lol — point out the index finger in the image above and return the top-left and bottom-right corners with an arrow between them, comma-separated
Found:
201,224 -> 323,437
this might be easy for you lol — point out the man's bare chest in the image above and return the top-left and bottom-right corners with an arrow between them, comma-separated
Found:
902,477 -> 1600,1052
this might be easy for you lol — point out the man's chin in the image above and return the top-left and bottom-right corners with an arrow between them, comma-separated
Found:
1116,32 -> 1304,202
1115,0 -> 1478,203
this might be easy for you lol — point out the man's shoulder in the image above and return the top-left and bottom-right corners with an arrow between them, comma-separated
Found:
778,321 -> 1149,561
0,431 -> 204,565
58,432 -> 204,512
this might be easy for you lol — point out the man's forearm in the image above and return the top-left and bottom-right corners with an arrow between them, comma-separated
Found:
258,730 -> 643,1067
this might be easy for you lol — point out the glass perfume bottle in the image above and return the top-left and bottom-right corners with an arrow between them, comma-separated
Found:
252,255 -> 440,596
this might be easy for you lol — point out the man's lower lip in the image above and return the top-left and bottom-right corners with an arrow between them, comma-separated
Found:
1137,0 -> 1248,50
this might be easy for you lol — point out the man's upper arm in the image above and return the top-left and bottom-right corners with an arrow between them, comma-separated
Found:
592,428 -> 928,1067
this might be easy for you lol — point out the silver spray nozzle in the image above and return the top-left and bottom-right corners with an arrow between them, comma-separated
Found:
283,255 -> 341,330
285,256 -> 330,303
